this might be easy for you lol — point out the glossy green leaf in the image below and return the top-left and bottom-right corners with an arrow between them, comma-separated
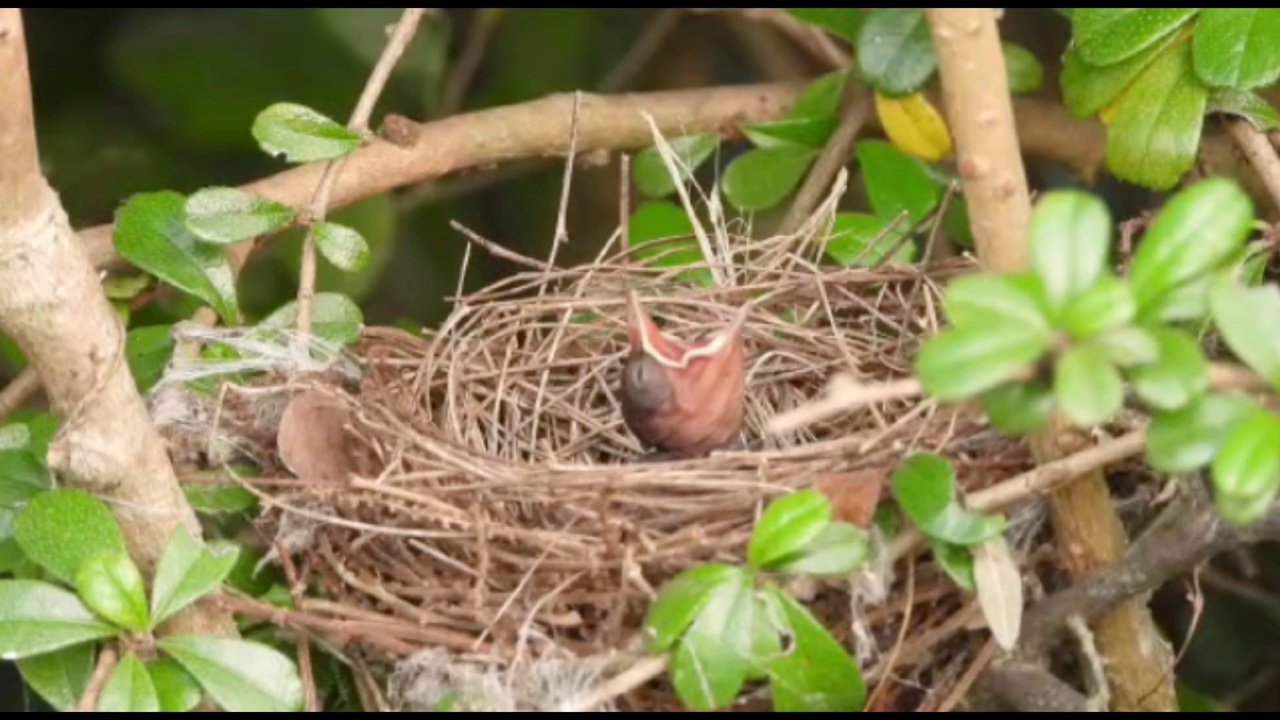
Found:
1206,88 -> 1280,130
102,273 -> 151,300
184,187 -> 295,245
1211,410 -> 1280,525
855,139 -> 939,225
930,539 -> 976,592
1054,344 -> 1124,427
0,450 -> 50,507
633,134 -> 719,198
981,382 -> 1054,436
793,70 -> 849,119
159,635 -> 303,712
1028,190 -> 1112,313
1062,276 -> 1135,338
1146,393 -> 1256,472
764,584 -> 866,712
99,652 -> 161,713
1072,9 -> 1199,67
150,525 -> 240,629
1093,326 -> 1160,367
943,273 -> 1050,332
16,642 -> 95,711
741,116 -> 838,150
1003,42 -> 1044,94
786,8 -> 865,44
1192,9 -> 1280,90
0,580 -> 117,659
891,453 -> 1005,545
668,572 -> 754,711
13,489 -> 127,585
76,551 -> 149,632
721,146 -> 817,211
252,102 -> 360,163
644,564 -> 745,653
1209,277 -> 1280,388
1060,32 -> 1182,118
916,320 -> 1050,402
183,484 -> 258,516
1131,328 -> 1208,410
1129,178 -> 1253,319
772,522 -> 870,576
856,8 -> 936,96
627,202 -> 711,288
824,212 -> 915,267
260,292 -> 363,346
311,222 -> 370,273
148,658 -> 203,713
748,489 -> 831,570
113,192 -> 240,325
125,325 -> 174,394
1105,38 -> 1208,191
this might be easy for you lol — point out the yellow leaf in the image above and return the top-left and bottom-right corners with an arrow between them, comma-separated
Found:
874,92 -> 953,162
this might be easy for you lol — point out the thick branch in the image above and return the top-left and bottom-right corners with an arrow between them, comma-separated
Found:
924,8 -> 1174,711
0,9 -> 232,640
1227,117 -> 1280,213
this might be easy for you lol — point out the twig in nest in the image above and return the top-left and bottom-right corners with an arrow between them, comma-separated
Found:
295,8 -> 428,337
765,374 -> 924,436
864,553 -> 915,711
557,655 -> 669,712
73,644 -> 119,712
276,540 -> 319,712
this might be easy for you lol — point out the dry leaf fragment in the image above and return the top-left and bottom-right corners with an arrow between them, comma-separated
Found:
815,469 -> 886,529
972,537 -> 1024,651
277,388 -> 356,484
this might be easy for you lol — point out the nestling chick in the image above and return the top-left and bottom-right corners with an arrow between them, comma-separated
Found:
619,291 -> 749,458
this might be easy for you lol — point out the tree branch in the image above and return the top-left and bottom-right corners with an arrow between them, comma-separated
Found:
73,645 -> 119,713
1227,117 -> 1280,213
0,9 -> 233,642
923,8 -> 1175,711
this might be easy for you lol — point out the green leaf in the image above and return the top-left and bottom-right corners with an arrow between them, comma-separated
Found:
1129,178 -> 1253,320
943,273 -> 1050,333
0,450 -> 51,507
721,146 -> 817,211
76,551 -> 149,632
1192,9 -> 1280,90
785,9 -> 865,44
0,580 -> 118,659
772,522 -> 871,576
633,134 -> 720,198
1054,344 -> 1124,427
113,192 -> 240,325
125,325 -> 174,393
891,453 -> 1005,545
747,595 -> 783,680
99,652 -> 161,713
764,584 -> 866,712
668,571 -> 754,711
1028,190 -> 1113,313
159,635 -> 303,712
1105,38 -> 1208,191
643,564 -> 745,653
1209,277 -> 1280,388
855,139 -> 940,225
311,222 -> 370,273
1146,393 -> 1256,472
16,643 -> 95,711
1093,326 -> 1160,367
13,489 -> 127,585
792,70 -> 849,119
930,539 -> 976,592
824,213 -> 915,267
741,116 -> 838,150
252,102 -> 361,163
748,489 -> 831,570
1061,32 -> 1183,118
1211,409 -> 1280,525
1206,88 -> 1280,130
981,382 -> 1054,436
1131,328 -> 1208,410
1003,42 -> 1044,94
102,273 -> 151,300
627,202 -> 711,288
856,8 -> 936,96
1072,9 -> 1199,67
184,187 -> 295,245
916,320 -> 1050,402
150,525 -> 240,630
183,483 -> 258,516
148,658 -> 203,713
260,292 -> 363,346
1062,276 -> 1135,338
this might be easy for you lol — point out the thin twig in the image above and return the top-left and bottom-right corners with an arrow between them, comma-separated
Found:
73,645 -> 119,712
599,9 -> 683,93
778,73 -> 871,235
0,368 -> 40,421
440,9 -> 503,116
276,540 -> 320,712
558,654 -> 669,712
296,8 -> 428,336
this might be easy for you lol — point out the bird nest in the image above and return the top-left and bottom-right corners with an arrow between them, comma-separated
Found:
153,217 -> 1053,711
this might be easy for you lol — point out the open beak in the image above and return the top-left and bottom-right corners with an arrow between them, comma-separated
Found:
626,290 -> 750,369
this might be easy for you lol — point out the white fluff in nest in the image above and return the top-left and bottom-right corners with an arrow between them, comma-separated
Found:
388,648 -> 614,712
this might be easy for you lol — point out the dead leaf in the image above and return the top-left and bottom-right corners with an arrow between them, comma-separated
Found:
277,388 -> 356,484
815,469 -> 886,529
972,537 -> 1024,651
